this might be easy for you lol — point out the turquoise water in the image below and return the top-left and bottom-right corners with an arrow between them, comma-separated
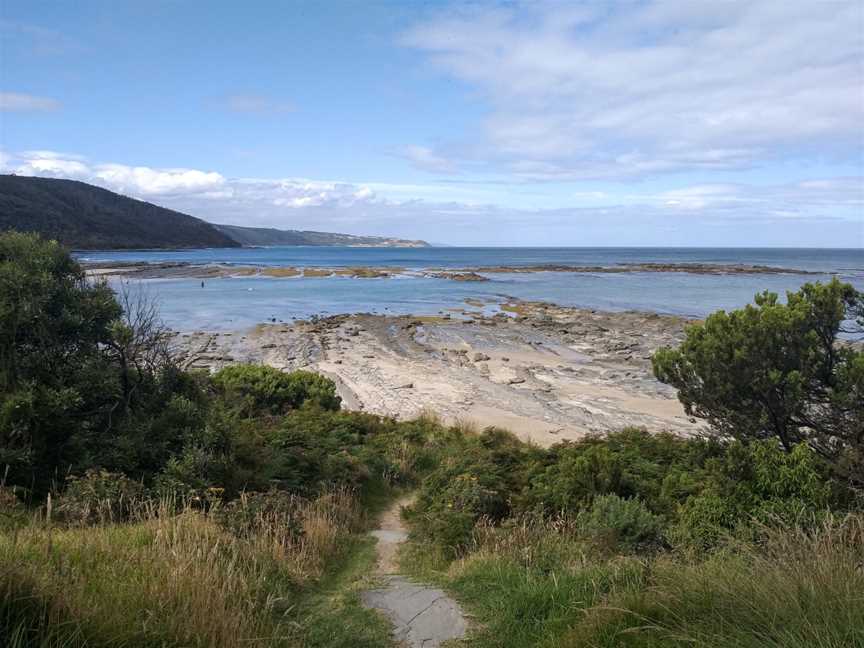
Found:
83,247 -> 864,331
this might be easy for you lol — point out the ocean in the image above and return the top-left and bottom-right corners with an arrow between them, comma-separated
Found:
78,247 -> 864,331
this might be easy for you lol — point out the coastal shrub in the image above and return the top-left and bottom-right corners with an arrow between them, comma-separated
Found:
54,469 -> 146,525
94,386 -> 209,481
268,408 -> 446,490
522,429 -> 720,516
407,427 -> 855,556
670,441 -> 838,549
211,365 -> 341,416
408,427 -> 542,552
267,408 -> 385,493
653,278 -> 864,478
214,490 -> 306,539
577,494 -> 663,549
527,443 -> 627,512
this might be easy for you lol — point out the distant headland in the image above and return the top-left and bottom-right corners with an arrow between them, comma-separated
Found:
0,175 -> 430,250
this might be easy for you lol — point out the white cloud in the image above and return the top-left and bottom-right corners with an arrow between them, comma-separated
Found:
660,185 -> 743,210
1,150 -> 860,246
223,94 -> 294,115
3,151 -> 226,196
92,164 -> 225,197
401,1 -> 864,178
402,145 -> 457,173
0,91 -> 61,112
1,151 -> 380,215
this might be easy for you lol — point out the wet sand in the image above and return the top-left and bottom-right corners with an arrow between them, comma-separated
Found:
172,300 -> 702,446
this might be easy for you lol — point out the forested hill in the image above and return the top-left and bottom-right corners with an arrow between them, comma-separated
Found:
0,175 -> 240,250
214,223 -> 430,247
0,175 -> 430,250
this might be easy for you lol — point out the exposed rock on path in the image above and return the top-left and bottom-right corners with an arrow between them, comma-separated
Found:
361,498 -> 468,647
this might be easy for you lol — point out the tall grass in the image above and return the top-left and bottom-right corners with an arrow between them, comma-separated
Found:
401,513 -> 864,648
0,489 -> 364,647
569,513 -> 864,648
401,515 -> 647,648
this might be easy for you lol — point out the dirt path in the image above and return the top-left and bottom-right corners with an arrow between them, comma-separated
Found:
361,497 -> 468,647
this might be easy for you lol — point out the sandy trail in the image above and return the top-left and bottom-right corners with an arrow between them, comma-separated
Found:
361,497 -> 468,647
175,301 -> 702,446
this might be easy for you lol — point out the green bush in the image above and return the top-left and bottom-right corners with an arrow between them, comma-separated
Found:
671,441 -> 837,549
54,469 -> 146,525
408,427 -> 855,556
408,427 -> 542,552
212,365 -> 341,416
577,494 -> 663,549
214,490 -> 305,540
523,429 -> 721,516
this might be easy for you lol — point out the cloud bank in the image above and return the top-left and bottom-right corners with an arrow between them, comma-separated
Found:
0,91 -> 61,112
2,150 -> 860,247
402,1 -> 864,179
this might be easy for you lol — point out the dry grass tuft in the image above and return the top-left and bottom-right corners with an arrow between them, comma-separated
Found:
0,490 -> 364,647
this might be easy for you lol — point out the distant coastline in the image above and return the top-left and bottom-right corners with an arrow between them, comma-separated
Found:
0,175 -> 429,250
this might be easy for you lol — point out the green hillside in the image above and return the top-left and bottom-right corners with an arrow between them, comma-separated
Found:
0,175 -> 239,249
215,223 -> 429,247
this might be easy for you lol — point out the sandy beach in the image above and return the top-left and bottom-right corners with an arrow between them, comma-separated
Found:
172,300 -> 701,446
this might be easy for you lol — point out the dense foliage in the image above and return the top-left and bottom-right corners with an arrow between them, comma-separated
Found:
0,176 -> 239,249
211,364 -> 341,416
652,279 -> 864,478
406,427 -> 855,555
0,232 -> 428,504
1,233 -> 861,647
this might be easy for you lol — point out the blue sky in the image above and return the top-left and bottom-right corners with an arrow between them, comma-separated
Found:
1,0 -> 862,246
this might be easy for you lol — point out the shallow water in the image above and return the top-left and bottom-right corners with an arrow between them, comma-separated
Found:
85,247 -> 863,330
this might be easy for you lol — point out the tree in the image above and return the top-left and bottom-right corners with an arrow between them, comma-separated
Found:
104,284 -> 174,414
0,232 -> 120,493
652,279 -> 863,478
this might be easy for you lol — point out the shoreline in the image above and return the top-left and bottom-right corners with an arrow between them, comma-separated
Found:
171,300 -> 703,446
84,260 -> 824,281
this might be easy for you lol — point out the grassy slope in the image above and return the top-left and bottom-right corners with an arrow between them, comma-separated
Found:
0,492 -> 398,648
399,516 -> 864,648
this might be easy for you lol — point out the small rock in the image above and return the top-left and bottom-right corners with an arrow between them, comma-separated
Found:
501,357 -> 510,362
394,382 -> 414,389
508,377 -> 526,385
473,352 -> 491,362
